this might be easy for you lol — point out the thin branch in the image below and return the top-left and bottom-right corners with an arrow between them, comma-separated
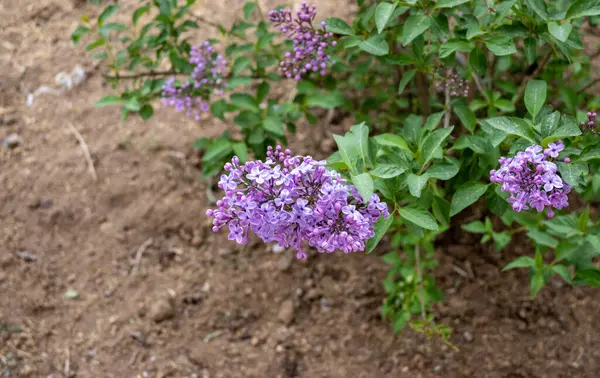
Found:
415,72 -> 431,116
577,77 -> 600,94
66,122 -> 98,181
191,14 -> 222,30
131,238 -> 153,276
444,83 -> 451,128
103,70 -> 186,80
415,244 -> 426,321
456,52 -> 491,103
513,50 -> 553,104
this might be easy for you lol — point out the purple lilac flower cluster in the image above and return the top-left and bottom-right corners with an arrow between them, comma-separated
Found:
206,146 -> 389,259
580,111 -> 599,134
435,69 -> 469,97
490,141 -> 570,218
161,42 -> 227,120
268,3 -> 337,80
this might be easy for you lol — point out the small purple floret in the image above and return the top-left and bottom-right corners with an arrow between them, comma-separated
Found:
490,141 -> 570,218
206,146 -> 389,259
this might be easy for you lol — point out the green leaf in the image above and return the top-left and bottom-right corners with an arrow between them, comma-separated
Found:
453,104 -> 477,132
86,39 -> 106,52
243,2 -> 257,20
139,104 -> 153,120
359,34 -> 389,56
374,133 -> 412,153
232,142 -> 249,163
424,111 -> 445,131
398,69 -> 416,94
548,22 -> 572,43
230,93 -> 259,112
375,2 -> 397,34
370,164 -> 406,178
540,111 -> 561,139
524,37 -> 537,65
99,4 -> 119,25
527,230 -> 559,248
124,97 -> 141,111
324,17 -> 354,35
94,95 -> 122,107
557,162 -> 588,188
407,173 -> 428,198
400,205 -> 439,231
438,39 -> 472,59
202,139 -> 233,162
228,76 -> 254,89
366,215 -> 394,253
530,272 -> 544,297
71,26 -> 90,46
100,22 -> 126,38
133,4 -> 150,25
427,163 -> 459,180
483,117 -> 536,143
566,0 -> 600,19
450,182 -> 489,216
484,35 -> 517,56
580,145 -> 600,161
575,268 -> 600,286
263,117 -> 285,136
419,126 -> 454,166
541,115 -> 581,145
493,232 -> 512,251
401,14 -> 431,46
525,0 -> 549,21
232,56 -> 252,76
552,265 -> 572,284
524,80 -> 547,121
352,173 -> 374,202
503,256 -> 535,270
470,46 -> 487,76
462,221 -> 487,233
435,0 -> 470,8
305,91 -> 345,108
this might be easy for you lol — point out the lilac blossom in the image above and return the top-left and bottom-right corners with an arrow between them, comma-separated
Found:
490,141 -> 570,218
580,111 -> 599,134
161,42 -> 227,120
435,69 -> 469,97
268,3 -> 337,80
206,146 -> 389,259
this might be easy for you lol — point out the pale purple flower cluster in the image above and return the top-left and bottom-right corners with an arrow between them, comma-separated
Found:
435,69 -> 469,97
490,141 -> 570,218
268,3 -> 337,80
580,111 -> 599,134
206,146 -> 389,259
161,42 -> 227,120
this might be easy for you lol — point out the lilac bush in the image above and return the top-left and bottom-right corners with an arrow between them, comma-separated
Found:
206,146 -> 389,259
490,141 -> 570,218
268,2 -> 336,80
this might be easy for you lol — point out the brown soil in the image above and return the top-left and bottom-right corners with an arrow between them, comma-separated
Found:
2,1 -> 600,378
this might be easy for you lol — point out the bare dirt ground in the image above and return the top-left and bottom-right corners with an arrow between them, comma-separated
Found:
2,1 -> 600,377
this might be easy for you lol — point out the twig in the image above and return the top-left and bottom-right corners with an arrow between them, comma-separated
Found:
513,50 -> 553,105
131,238 -> 153,276
103,70 -> 185,80
415,244 -> 426,321
191,14 -> 222,30
64,347 -> 70,378
471,72 -> 491,103
66,122 -> 97,181
415,72 -> 431,116
577,77 -> 600,94
444,84 -> 451,128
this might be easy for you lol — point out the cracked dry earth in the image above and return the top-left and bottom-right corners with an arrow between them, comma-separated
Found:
2,0 -> 600,377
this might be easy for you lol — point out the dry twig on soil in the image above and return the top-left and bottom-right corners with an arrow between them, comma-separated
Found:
66,122 -> 97,181
131,238 -> 153,276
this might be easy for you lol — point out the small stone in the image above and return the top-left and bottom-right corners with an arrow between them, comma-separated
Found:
218,246 -> 235,256
15,251 -> 39,262
250,337 -> 260,346
278,299 -> 295,325
277,253 -> 293,272
272,244 -> 286,254
275,344 -> 285,353
149,298 -> 175,322
191,235 -> 202,247
2,133 -> 21,149
463,330 -> 473,342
